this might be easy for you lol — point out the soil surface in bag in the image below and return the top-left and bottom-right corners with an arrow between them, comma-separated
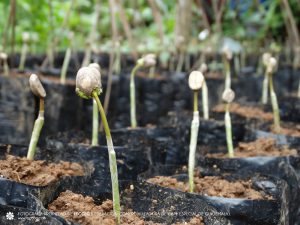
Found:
206,138 -> 297,158
0,143 -> 93,209
148,174 -> 272,200
197,132 -> 300,225
212,102 -> 273,121
48,190 -> 205,225
0,154 -> 84,186
139,165 -> 289,225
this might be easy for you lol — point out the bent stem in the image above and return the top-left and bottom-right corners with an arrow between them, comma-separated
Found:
93,91 -> 120,224
225,103 -> 234,158
269,73 -> 281,132
130,64 -> 141,128
60,47 -> 72,84
92,99 -> 99,146
19,42 -> 28,71
202,80 -> 209,120
27,98 -> 44,160
188,111 -> 200,193
262,69 -> 269,104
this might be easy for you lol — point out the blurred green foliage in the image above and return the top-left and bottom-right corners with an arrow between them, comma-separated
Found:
0,0 -> 300,53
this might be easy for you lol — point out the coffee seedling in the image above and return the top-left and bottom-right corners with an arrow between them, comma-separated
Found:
130,54 -> 156,128
262,53 -> 271,104
267,57 -> 281,132
200,63 -> 209,120
76,66 -> 120,224
222,46 -> 233,90
222,88 -> 235,158
19,32 -> 30,71
0,52 -> 9,76
60,32 -> 74,84
27,74 -> 46,160
188,71 -> 204,193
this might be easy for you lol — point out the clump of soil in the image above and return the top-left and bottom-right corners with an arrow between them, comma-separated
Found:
0,155 -> 84,186
48,191 -> 205,225
207,138 -> 297,158
271,125 -> 300,137
148,176 -> 271,200
212,103 -> 273,121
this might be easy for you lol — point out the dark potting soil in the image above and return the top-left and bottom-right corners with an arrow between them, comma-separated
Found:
0,154 -> 84,186
212,103 -> 273,121
206,138 -> 297,158
48,190 -> 205,225
147,175 -> 271,200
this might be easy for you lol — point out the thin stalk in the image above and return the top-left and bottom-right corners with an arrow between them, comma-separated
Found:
297,77 -> 300,97
225,103 -> 234,158
27,98 -> 44,160
60,47 -> 72,84
223,56 -> 231,89
176,50 -> 185,73
234,54 -> 240,77
93,91 -> 120,224
188,110 -> 199,193
202,80 -> 209,120
19,43 -> 27,71
3,59 -> 10,76
269,73 -> 281,132
193,91 -> 198,112
262,69 -> 269,104
149,66 -> 155,78
92,99 -> 99,146
130,64 -> 141,128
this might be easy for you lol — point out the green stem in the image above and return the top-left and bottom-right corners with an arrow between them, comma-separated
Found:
193,91 -> 198,112
202,80 -> 209,120
188,111 -> 199,193
130,64 -> 141,128
262,70 -> 269,104
27,98 -> 44,160
60,47 -> 72,84
92,99 -> 99,146
269,73 -> 281,132
93,92 -> 120,224
19,43 -> 27,71
234,54 -> 240,77
225,103 -> 234,158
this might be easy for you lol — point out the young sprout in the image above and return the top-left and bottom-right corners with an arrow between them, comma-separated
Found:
188,71 -> 204,193
222,46 -> 233,90
19,32 -> 30,71
261,53 -> 271,104
89,63 -> 101,146
267,57 -> 281,132
222,88 -> 235,158
0,53 -> 9,76
75,66 -> 120,224
200,63 -> 209,120
27,74 -> 46,160
130,54 -> 156,128
60,32 -> 74,84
